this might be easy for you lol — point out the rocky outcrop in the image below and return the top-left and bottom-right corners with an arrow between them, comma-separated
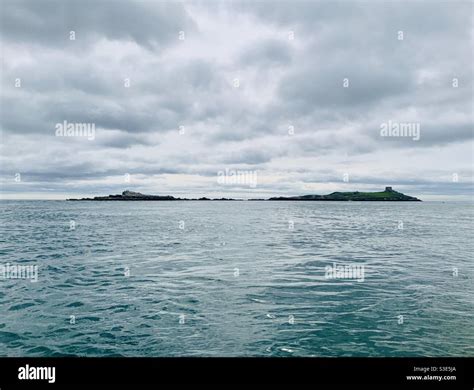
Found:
69,190 -> 177,201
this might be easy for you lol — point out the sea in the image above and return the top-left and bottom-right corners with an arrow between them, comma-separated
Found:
0,200 -> 473,356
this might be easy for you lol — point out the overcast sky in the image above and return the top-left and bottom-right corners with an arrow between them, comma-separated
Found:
0,0 -> 472,200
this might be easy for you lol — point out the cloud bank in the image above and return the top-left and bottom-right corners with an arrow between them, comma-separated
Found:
0,0 -> 472,199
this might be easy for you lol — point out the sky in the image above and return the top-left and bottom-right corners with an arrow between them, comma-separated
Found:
0,0 -> 473,200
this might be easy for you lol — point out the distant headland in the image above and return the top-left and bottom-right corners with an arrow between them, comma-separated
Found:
67,187 -> 421,201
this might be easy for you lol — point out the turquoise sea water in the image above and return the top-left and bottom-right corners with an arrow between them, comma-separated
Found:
0,200 -> 473,357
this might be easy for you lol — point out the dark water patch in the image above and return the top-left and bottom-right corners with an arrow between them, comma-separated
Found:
9,302 -> 35,311
66,301 -> 84,308
0,331 -> 23,342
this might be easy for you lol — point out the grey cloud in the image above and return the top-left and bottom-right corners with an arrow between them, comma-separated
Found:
220,147 -> 279,165
279,60 -> 414,112
0,0 -> 196,49
95,131 -> 154,149
1,49 -> 226,134
240,39 -> 293,67
240,1 -> 471,38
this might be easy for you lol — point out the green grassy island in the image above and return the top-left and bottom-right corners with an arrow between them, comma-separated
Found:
268,187 -> 421,201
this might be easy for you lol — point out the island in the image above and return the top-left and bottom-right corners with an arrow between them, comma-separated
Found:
268,187 -> 421,201
67,190 -> 239,201
67,187 -> 421,201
